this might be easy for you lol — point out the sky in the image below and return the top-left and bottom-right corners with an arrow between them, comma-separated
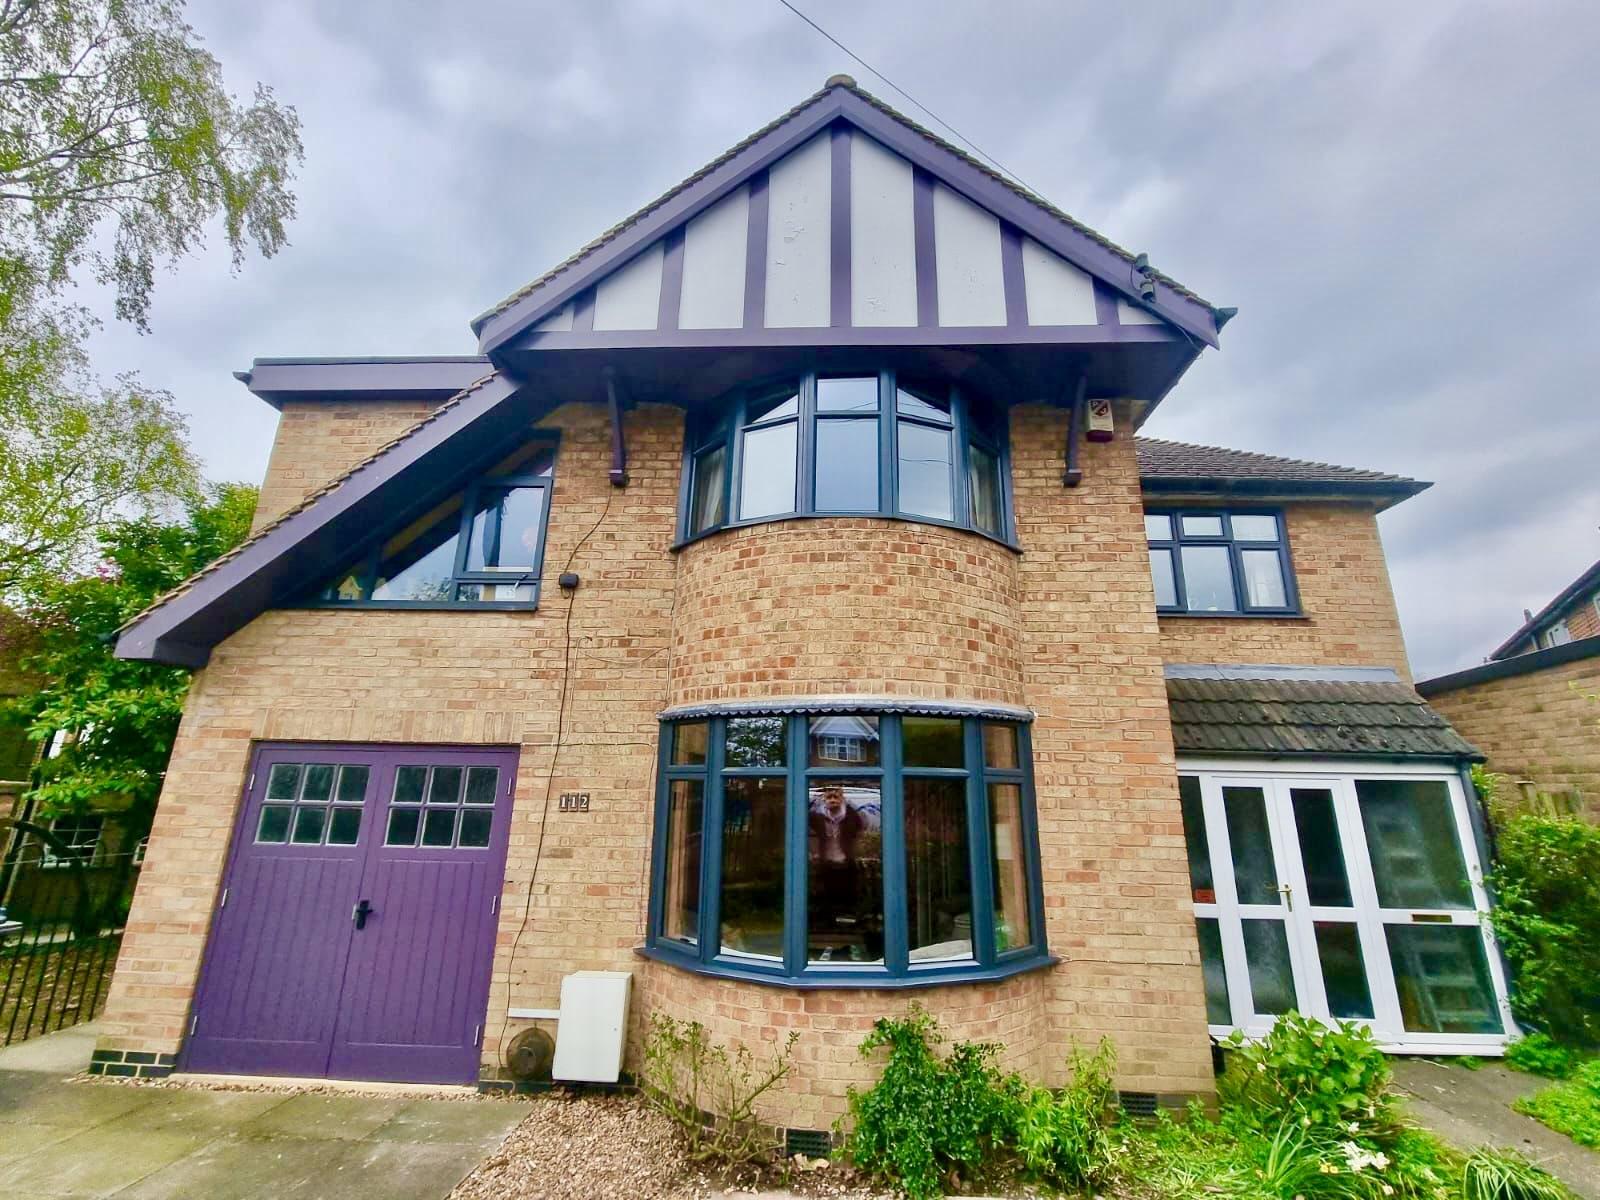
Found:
78,0 -> 1599,680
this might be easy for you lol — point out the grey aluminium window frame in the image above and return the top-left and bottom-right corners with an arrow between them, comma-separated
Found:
1146,507 -> 1301,617
676,369 -> 1017,549
305,438 -> 558,611
643,709 -> 1051,988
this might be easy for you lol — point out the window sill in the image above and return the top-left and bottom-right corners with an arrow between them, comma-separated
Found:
636,943 -> 1058,989
1157,610 -> 1308,621
671,512 -> 1023,556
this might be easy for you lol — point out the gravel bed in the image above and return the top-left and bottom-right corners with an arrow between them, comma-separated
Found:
450,1092 -> 895,1200
73,1072 -> 511,1102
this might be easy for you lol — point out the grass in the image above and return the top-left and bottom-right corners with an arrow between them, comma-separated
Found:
1513,1061 -> 1600,1150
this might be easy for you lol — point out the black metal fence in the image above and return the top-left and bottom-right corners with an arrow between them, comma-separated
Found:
0,818 -> 139,1046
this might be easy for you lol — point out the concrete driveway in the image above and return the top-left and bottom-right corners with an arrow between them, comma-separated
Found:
0,1025 -> 526,1199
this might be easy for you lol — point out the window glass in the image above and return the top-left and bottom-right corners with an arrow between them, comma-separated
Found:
1223,786 -> 1279,905
817,377 -> 878,413
672,722 -> 709,766
720,777 -> 786,959
1241,549 -> 1288,608
988,782 -> 1031,954
663,779 -> 704,944
466,487 -> 546,571
895,387 -> 950,423
1196,917 -> 1230,1024
982,723 -> 1018,769
1386,925 -> 1502,1034
815,418 -> 880,511
454,583 -> 534,603
1231,513 -> 1279,541
337,766 -> 371,804
808,715 -> 881,766
902,717 -> 963,768
1177,775 -> 1213,901
1150,549 -> 1178,608
807,778 -> 884,963
371,504 -> 462,602
1292,788 -> 1352,907
724,716 -> 786,768
1315,922 -> 1374,1019
749,392 -> 799,423
1242,918 -> 1296,1014
906,778 -> 973,962
1181,514 -> 1224,538
896,420 -> 954,521
1144,514 -> 1172,542
1356,779 -> 1472,909
967,443 -> 1002,535
689,444 -> 727,534
257,805 -> 291,843
738,421 -> 797,519
1181,545 -> 1238,612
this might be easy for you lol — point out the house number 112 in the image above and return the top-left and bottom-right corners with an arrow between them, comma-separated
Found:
558,792 -> 591,812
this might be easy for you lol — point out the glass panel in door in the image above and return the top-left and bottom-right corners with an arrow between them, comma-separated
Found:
1211,781 -> 1306,1028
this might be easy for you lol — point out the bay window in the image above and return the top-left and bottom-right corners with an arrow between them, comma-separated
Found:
647,706 -> 1048,985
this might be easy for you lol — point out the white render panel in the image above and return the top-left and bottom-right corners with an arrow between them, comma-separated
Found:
764,133 -> 831,328
1117,297 -> 1163,325
1021,237 -> 1097,326
532,303 -> 573,333
592,242 -> 664,331
932,183 -> 1006,327
679,186 -> 749,329
850,132 -> 917,326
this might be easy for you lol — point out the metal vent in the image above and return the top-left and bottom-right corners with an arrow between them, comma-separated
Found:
1120,1090 -> 1160,1118
785,1128 -> 833,1158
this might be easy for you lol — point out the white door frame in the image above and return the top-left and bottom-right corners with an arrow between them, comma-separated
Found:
1180,757 -> 1516,1055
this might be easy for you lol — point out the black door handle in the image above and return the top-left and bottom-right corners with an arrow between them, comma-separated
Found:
353,899 -> 373,930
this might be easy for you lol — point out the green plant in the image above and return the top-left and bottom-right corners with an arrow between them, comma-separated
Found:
838,1004 -> 1021,1199
1490,813 -> 1600,1046
1514,1060 -> 1600,1149
640,1014 -> 798,1166
1013,1039 -> 1123,1190
1504,1034 -> 1577,1080
1220,1012 -> 1394,1135
1461,1147 -> 1572,1200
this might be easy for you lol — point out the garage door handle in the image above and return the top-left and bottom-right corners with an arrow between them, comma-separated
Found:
353,899 -> 373,930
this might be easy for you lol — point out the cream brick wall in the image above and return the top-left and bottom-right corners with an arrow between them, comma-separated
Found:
1157,502 -> 1412,680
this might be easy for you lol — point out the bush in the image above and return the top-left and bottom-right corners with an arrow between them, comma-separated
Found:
640,1014 -> 798,1166
1490,812 -> 1600,1047
1462,1147 -> 1574,1200
1504,1033 -> 1578,1080
1514,1060 -> 1600,1150
838,1005 -> 1021,1200
1013,1039 -> 1123,1190
1219,1011 -> 1394,1134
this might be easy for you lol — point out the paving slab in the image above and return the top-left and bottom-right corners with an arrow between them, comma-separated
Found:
0,1079 -> 156,1128
0,1024 -> 101,1075
235,1090 -> 411,1141
1393,1058 -> 1600,1199
315,1138 -> 500,1199
0,1123 -> 212,1196
0,1120 -> 79,1164
112,1133 -> 362,1200
368,1097 -> 525,1147
97,1086 -> 291,1133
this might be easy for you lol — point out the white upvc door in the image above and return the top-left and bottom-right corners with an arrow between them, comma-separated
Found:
1184,760 -> 1515,1055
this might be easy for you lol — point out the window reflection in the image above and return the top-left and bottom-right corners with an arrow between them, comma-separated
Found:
808,715 -> 881,766
906,778 -> 973,962
807,779 -> 884,963
720,777 -> 785,959
371,500 -> 462,602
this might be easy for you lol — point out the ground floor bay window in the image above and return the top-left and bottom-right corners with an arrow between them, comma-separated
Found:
1178,759 -> 1514,1054
644,706 -> 1049,985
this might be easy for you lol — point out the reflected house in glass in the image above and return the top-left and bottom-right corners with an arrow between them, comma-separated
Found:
99,77 -> 1509,1124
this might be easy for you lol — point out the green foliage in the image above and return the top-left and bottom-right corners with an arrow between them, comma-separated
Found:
1489,813 -> 1600,1046
1504,1034 -> 1578,1080
1461,1147 -> 1574,1200
1514,1061 -> 1600,1150
5,483 -> 254,818
838,1004 -> 1021,1199
1220,1011 -> 1394,1134
640,1013 -> 798,1166
1013,1039 -> 1123,1190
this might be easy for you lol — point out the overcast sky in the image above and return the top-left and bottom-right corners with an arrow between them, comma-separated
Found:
80,1 -> 1598,679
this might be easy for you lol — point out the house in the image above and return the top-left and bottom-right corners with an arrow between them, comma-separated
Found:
1420,557 -> 1600,814
87,78 -> 1511,1131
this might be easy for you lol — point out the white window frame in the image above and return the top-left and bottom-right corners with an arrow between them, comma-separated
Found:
1180,756 -> 1516,1056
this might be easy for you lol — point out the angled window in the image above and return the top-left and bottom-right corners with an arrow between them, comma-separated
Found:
310,441 -> 556,609
648,708 -> 1048,986
680,369 -> 1014,544
1146,509 -> 1298,616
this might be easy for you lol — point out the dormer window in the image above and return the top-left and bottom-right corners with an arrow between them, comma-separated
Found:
681,369 -> 1013,545
311,441 -> 556,609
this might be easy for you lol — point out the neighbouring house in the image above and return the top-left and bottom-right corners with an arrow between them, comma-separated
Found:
89,79 -> 1512,1131
1419,557 -> 1600,814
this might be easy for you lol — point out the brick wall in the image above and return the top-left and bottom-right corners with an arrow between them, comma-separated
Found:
252,398 -> 439,532
1157,502 -> 1412,679
1425,653 -> 1600,812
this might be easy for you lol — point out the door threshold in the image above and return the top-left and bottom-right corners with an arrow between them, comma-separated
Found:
172,1072 -> 481,1096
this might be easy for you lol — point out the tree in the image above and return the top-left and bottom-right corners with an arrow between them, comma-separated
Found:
0,0 -> 301,590
7,482 -> 255,820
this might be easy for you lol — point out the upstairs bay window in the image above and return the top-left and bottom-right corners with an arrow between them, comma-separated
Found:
311,441 -> 556,609
1146,509 -> 1299,616
647,707 -> 1048,986
682,370 -> 1013,544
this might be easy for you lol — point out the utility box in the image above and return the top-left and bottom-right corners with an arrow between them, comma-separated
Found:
551,970 -> 632,1083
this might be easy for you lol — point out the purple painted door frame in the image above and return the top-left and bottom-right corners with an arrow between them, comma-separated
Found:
184,743 -> 518,1084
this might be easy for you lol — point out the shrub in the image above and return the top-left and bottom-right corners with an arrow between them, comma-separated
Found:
640,1014 -> 798,1166
1505,1033 -> 1578,1080
1219,1011 -> 1394,1134
1514,1060 -> 1600,1149
1462,1147 -> 1574,1200
1013,1039 -> 1123,1190
1490,812 -> 1600,1047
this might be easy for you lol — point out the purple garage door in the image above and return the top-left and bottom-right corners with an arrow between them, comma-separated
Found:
184,744 -> 517,1084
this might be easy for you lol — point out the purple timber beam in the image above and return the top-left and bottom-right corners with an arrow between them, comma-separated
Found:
830,123 -> 852,328
744,171 -> 770,330
502,321 -> 1177,355
911,168 -> 938,326
238,358 -> 492,409
1000,225 -> 1027,327
1092,280 -> 1119,327
657,228 -> 685,332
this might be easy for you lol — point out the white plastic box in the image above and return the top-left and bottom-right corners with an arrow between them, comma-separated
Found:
550,970 -> 632,1083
